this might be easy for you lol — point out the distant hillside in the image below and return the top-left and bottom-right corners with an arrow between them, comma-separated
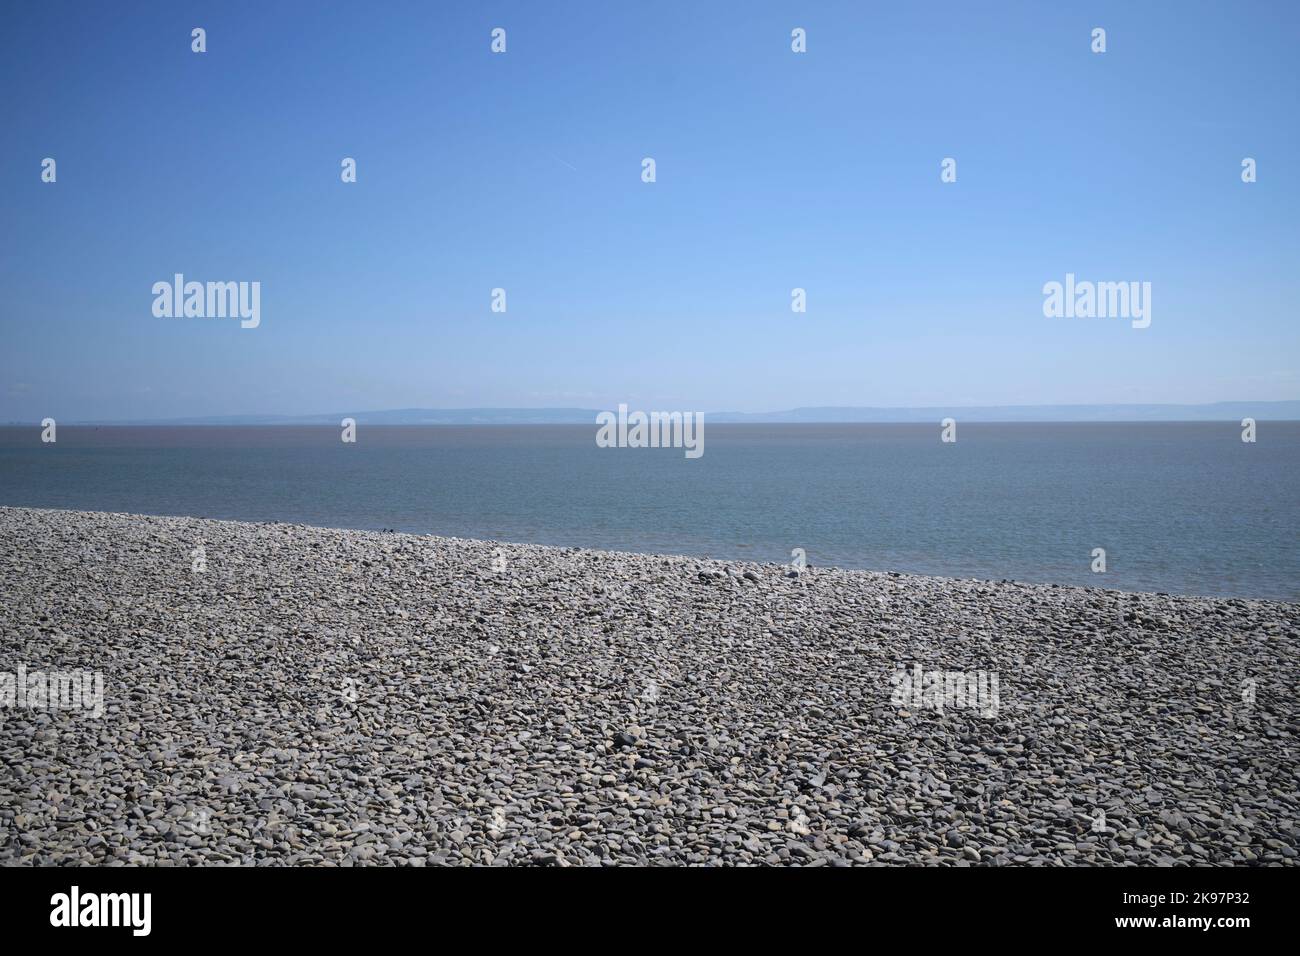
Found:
707,401 -> 1300,423
49,400 -> 1300,425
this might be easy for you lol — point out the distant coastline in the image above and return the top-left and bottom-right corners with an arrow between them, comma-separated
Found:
11,399 -> 1300,427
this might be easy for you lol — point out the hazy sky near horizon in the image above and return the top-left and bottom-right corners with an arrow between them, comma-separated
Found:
2,0 -> 1298,421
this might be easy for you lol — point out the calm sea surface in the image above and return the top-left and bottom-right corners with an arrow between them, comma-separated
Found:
1,423 -> 1296,600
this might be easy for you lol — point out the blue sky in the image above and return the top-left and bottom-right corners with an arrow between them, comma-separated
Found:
1,0 -> 1297,420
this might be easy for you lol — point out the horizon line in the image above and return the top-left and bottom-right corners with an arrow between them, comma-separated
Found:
8,398 -> 1300,427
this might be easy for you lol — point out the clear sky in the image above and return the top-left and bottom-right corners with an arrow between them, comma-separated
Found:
2,0 -> 1297,421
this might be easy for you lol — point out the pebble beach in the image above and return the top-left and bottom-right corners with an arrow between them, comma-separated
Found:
1,506 -> 1297,866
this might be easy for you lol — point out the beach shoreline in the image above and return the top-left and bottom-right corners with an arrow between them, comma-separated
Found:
2,506 -> 1297,865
